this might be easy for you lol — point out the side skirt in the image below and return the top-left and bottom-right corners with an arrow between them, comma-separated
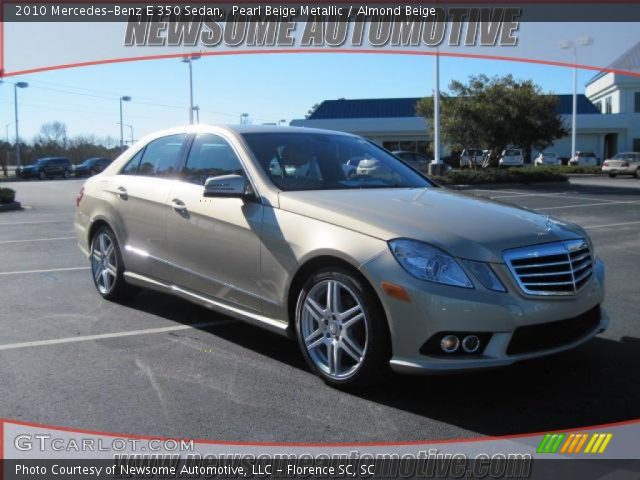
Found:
123,271 -> 292,338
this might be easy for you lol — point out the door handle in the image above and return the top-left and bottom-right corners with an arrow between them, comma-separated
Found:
116,186 -> 128,199
170,199 -> 187,212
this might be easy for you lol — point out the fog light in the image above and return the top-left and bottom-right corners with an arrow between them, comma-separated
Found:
462,335 -> 481,353
440,335 -> 460,353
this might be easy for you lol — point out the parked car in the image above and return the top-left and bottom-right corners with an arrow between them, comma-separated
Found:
602,152 -> 640,178
16,157 -> 72,179
534,152 -> 561,167
75,125 -> 608,387
499,149 -> 524,167
459,149 -> 485,169
569,151 -> 600,166
73,157 -> 112,177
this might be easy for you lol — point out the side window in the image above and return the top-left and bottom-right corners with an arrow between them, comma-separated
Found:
182,134 -> 244,185
138,134 -> 187,177
121,149 -> 145,175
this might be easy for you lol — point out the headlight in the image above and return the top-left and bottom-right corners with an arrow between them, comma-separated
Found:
389,239 -> 473,288
464,260 -> 506,292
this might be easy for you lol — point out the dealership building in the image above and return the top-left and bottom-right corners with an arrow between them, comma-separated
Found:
292,45 -> 640,161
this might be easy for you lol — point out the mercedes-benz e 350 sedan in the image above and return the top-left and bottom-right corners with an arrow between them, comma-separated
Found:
74,125 -> 608,387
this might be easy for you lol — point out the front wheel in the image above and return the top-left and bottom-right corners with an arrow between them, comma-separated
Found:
635,168 -> 640,179
38,170 -> 47,180
609,173 -> 617,178
63,170 -> 70,179
295,267 -> 390,388
90,226 -> 138,301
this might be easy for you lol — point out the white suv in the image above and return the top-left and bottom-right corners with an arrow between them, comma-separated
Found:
499,149 -> 524,167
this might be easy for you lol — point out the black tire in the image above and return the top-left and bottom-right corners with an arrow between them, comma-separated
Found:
38,170 -> 47,180
63,170 -> 70,179
294,266 -> 391,388
635,168 -> 640,179
609,173 -> 617,178
90,226 -> 138,301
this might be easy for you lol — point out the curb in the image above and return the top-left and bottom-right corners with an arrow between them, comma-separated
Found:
0,201 -> 22,212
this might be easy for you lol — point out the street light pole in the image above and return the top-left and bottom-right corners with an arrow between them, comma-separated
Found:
182,54 -> 201,125
560,37 -> 593,161
119,96 -> 131,148
14,82 -> 28,168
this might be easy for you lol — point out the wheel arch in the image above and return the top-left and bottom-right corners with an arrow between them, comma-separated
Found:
286,255 -> 385,332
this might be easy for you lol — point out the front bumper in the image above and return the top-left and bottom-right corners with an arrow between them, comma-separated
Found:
360,250 -> 607,374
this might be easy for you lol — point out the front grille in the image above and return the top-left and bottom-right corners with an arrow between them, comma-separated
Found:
504,239 -> 593,296
506,306 -> 601,355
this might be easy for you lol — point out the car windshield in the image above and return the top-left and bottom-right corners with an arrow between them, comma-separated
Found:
612,153 -> 635,160
242,132 -> 432,191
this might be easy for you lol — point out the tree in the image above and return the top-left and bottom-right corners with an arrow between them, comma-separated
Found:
35,121 -> 68,147
416,75 -> 568,166
305,103 -> 321,119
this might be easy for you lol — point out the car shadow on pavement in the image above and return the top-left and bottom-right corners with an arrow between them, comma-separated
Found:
125,289 -> 637,438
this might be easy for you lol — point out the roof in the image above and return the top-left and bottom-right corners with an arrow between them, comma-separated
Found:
585,41 -> 640,87
307,95 -> 600,120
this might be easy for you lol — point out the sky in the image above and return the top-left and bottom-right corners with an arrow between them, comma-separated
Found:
0,53 -> 604,146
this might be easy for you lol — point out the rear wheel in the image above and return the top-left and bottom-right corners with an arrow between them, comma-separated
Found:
38,170 -> 46,180
63,170 -> 70,179
90,226 -> 138,301
635,168 -> 640,179
609,173 -> 617,178
295,267 -> 390,388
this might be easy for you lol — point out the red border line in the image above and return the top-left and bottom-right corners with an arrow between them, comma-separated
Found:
2,49 -> 640,79
1,417 -> 638,448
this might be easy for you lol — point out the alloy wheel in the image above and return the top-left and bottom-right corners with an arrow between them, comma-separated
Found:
300,279 -> 368,380
91,232 -> 118,295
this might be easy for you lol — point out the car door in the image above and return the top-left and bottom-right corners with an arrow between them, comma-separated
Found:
43,159 -> 57,176
165,132 -> 264,313
104,133 -> 188,281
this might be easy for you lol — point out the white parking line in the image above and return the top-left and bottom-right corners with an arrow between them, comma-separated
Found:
0,266 -> 89,276
0,220 -> 72,226
0,322 -> 226,352
583,221 -> 640,230
491,193 -> 620,203
537,200 -> 640,211
0,236 -> 75,245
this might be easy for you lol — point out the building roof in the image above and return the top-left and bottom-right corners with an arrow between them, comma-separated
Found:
585,41 -> 640,87
307,94 -> 600,120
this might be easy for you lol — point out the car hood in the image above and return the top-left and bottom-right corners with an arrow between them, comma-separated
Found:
277,188 -> 586,263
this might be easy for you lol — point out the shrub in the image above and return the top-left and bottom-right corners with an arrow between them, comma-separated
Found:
0,187 -> 16,204
434,168 -> 568,185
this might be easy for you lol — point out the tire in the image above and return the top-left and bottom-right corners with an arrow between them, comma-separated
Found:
635,168 -> 640,179
63,170 -> 70,179
294,267 -> 390,388
90,226 -> 138,301
38,170 -> 46,180
609,173 -> 617,178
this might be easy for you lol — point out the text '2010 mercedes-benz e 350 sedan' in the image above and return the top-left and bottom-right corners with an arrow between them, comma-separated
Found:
74,125 -> 609,387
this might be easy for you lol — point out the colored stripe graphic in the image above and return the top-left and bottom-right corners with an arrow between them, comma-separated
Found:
540,433 -> 613,454
537,433 -> 565,453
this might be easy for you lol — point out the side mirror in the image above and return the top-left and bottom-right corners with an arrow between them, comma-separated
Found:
204,174 -> 249,198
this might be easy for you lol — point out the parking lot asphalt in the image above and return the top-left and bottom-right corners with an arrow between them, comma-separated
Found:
1,176 -> 639,442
